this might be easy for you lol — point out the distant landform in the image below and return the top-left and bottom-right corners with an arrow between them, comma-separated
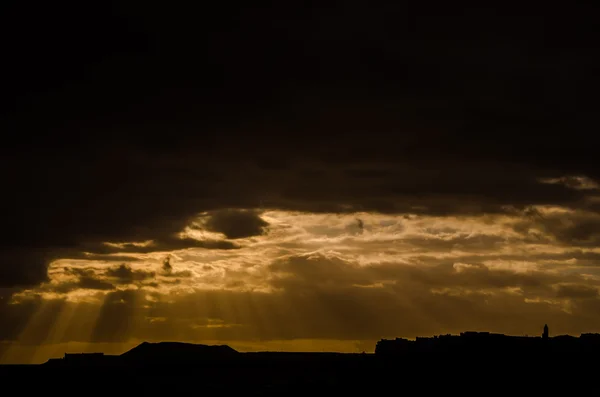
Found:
1,326 -> 598,394
35,324 -> 600,368
43,340 -> 364,368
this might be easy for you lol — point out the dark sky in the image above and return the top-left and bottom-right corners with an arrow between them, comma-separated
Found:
1,2 -> 599,362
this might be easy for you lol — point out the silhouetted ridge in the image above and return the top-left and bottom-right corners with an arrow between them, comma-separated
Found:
121,341 -> 238,361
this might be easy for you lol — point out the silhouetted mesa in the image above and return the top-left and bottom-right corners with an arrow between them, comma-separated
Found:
44,341 -> 369,367
121,341 -> 238,361
376,325 -> 600,355
44,342 -> 239,367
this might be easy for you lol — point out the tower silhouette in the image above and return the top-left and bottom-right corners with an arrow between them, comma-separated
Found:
543,324 -> 549,339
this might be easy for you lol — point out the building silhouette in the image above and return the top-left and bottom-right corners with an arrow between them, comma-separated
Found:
375,324 -> 600,355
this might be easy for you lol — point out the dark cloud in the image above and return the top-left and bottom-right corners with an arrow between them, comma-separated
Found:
0,1 -> 598,347
345,219 -> 364,235
555,284 -> 599,299
74,276 -> 115,291
162,257 -> 172,273
40,268 -> 116,293
0,251 -> 51,288
541,176 -> 599,191
106,264 -> 155,284
200,210 -> 269,239
159,256 -> 192,278
63,267 -> 95,278
512,208 -> 600,247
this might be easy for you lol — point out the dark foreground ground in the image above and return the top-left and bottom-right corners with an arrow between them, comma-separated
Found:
0,353 -> 595,395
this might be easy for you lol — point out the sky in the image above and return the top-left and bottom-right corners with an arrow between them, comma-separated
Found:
1,3 -> 599,363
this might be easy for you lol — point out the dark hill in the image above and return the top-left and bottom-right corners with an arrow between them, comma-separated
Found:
120,341 -> 239,362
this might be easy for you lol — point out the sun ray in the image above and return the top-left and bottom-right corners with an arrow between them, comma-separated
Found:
77,293 -> 108,344
242,291 -> 267,342
210,289 -> 236,339
254,291 -> 294,345
40,301 -> 76,346
3,299 -> 65,364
